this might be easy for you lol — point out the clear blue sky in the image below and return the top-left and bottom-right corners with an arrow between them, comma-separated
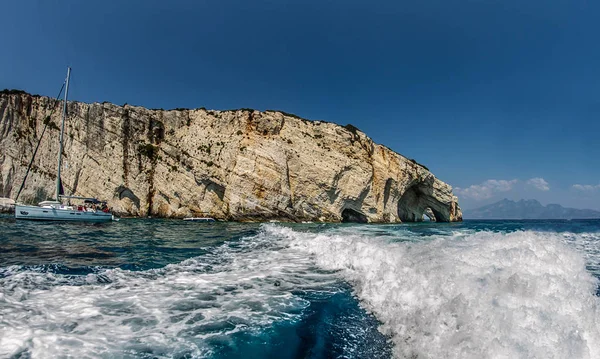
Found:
2,0 -> 599,210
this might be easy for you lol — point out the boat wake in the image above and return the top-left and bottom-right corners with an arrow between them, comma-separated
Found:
274,225 -> 600,359
1,224 -> 600,358
0,226 -> 365,358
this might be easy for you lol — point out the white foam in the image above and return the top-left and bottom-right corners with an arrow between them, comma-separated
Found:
561,231 -> 600,277
271,225 -> 600,359
2,224 -> 600,358
0,228 -> 338,358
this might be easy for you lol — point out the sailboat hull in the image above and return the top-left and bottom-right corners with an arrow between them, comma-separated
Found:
15,204 -> 113,222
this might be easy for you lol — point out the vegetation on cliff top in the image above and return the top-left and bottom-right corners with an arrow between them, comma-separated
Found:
1,89 -> 41,97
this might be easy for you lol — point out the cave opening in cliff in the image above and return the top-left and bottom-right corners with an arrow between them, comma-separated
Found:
397,185 -> 422,222
398,184 -> 450,222
423,207 -> 436,222
341,208 -> 368,223
428,207 -> 446,222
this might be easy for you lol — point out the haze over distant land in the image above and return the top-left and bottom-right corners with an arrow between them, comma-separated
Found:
455,178 -> 600,213
1,0 -> 599,211
463,199 -> 600,220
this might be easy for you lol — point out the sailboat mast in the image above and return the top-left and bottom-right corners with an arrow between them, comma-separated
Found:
56,67 -> 70,201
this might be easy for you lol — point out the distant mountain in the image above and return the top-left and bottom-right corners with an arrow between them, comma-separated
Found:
463,199 -> 600,219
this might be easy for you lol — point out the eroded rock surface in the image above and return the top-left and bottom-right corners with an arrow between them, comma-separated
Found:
0,91 -> 462,222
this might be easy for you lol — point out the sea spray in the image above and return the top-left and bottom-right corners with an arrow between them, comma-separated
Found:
0,223 -> 384,358
0,228 -> 322,357
271,225 -> 600,359
1,219 -> 600,358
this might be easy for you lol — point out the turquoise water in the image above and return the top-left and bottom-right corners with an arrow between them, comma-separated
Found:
1,216 -> 599,358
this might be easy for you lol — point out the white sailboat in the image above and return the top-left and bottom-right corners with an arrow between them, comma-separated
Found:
14,67 -> 114,222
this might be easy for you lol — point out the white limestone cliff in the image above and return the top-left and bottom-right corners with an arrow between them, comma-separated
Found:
0,91 -> 462,222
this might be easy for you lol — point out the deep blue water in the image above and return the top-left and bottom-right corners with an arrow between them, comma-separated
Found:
1,216 -> 599,358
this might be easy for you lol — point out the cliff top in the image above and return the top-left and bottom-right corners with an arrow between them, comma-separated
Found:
0,89 -> 430,172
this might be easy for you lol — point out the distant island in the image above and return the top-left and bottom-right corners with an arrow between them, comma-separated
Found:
463,199 -> 600,220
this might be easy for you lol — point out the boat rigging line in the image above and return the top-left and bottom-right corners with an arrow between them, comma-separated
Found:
14,81 -> 66,203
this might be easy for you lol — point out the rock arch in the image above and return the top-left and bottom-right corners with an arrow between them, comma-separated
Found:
397,182 -> 452,222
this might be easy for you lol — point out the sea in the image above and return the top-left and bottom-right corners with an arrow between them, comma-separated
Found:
1,216 -> 599,359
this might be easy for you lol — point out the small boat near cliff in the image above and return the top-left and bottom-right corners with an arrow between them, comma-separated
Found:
14,67 -> 114,222
183,217 -> 216,222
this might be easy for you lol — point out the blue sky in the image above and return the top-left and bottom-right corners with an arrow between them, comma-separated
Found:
2,0 -> 599,210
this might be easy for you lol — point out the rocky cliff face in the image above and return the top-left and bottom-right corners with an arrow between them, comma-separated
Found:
0,91 -> 462,222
